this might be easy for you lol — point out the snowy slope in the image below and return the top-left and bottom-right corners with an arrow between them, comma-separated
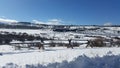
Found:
0,28 -> 53,35
1,45 -> 120,68
0,26 -> 120,68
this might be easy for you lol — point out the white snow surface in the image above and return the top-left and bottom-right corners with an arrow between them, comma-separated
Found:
1,45 -> 120,68
0,28 -> 120,68
0,29 -> 53,35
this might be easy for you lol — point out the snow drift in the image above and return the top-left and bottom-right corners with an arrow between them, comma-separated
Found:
2,55 -> 120,68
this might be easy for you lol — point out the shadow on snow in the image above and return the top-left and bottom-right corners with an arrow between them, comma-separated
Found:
2,54 -> 120,68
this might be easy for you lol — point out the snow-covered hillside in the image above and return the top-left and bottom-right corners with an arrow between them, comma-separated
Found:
1,45 -> 120,68
0,25 -> 120,68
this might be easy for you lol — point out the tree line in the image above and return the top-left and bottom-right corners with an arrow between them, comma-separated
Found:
0,31 -> 49,45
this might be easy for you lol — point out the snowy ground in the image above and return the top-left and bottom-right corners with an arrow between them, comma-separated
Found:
0,28 -> 53,35
1,45 -> 120,68
0,28 -> 120,68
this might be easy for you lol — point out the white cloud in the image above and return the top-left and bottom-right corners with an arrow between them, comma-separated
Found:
32,19 -> 62,25
0,18 -> 18,24
32,20 -> 45,24
0,18 -> 63,25
104,22 -> 112,26
47,19 -> 62,25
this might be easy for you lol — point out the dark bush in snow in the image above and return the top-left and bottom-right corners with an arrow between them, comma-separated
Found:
0,32 -> 48,45
49,41 -> 56,47
110,37 -> 120,47
86,38 -> 105,48
72,42 -> 79,47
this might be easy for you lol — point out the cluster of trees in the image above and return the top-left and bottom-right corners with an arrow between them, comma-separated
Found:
0,23 -> 41,29
86,37 -> 120,48
1,31 -> 120,49
53,28 -> 78,32
0,31 -> 48,45
0,31 -> 79,49
86,38 -> 105,48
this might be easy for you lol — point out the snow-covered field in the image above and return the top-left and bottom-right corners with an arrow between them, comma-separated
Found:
1,45 -> 120,68
0,28 -> 53,35
0,27 -> 120,68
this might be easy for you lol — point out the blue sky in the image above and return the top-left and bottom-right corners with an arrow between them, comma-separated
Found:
0,0 -> 120,25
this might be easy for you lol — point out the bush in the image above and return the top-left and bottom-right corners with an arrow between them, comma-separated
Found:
49,41 -> 56,47
86,38 -> 105,48
72,42 -> 79,47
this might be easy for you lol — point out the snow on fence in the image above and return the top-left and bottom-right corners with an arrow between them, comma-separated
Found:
9,40 -> 88,50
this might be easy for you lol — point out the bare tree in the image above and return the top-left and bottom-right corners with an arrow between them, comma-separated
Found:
86,38 -> 105,48
67,39 -> 73,49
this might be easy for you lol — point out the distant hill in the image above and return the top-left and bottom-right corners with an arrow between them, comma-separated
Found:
0,21 -> 120,31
